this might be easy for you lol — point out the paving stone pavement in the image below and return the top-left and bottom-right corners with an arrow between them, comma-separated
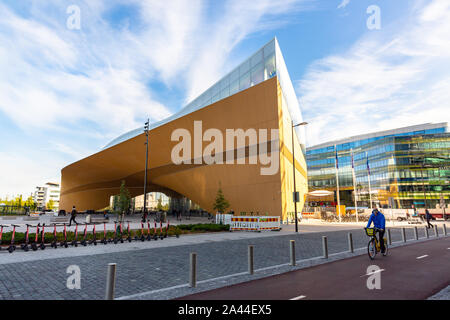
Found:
0,225 -> 444,300
427,285 -> 450,300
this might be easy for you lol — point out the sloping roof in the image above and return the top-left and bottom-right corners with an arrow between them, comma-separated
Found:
102,37 -> 305,151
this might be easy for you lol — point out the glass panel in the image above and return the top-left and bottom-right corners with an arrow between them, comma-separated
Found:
230,79 -> 239,95
211,83 -> 220,97
251,50 -> 263,67
264,53 -> 276,80
212,93 -> 220,104
240,72 -> 251,90
264,40 -> 275,57
220,87 -> 229,100
200,90 -> 211,106
230,68 -> 239,82
197,94 -> 205,106
220,76 -> 229,91
239,60 -> 250,76
251,62 -> 264,85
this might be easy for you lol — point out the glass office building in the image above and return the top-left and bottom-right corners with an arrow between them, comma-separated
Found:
306,123 -> 449,209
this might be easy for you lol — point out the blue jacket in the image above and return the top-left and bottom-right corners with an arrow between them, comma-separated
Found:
366,211 -> 386,229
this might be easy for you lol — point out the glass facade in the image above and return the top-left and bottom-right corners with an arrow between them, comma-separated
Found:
103,38 -> 306,151
104,39 -> 279,150
306,126 -> 449,209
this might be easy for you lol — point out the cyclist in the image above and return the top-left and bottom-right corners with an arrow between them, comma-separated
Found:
366,208 -> 386,254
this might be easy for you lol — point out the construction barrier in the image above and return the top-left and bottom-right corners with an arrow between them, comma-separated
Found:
230,216 -> 281,232
215,214 -> 233,225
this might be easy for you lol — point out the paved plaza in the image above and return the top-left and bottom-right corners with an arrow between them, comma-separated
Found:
0,221 -> 447,300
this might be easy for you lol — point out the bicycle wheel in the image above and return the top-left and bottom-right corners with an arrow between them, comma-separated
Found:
367,239 -> 376,260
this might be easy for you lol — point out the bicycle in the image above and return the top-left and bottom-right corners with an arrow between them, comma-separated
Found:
365,227 -> 388,260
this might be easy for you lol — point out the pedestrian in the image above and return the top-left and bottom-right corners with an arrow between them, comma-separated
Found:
69,205 -> 77,226
425,208 -> 433,229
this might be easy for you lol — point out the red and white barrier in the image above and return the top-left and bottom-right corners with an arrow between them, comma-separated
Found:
229,216 -> 281,232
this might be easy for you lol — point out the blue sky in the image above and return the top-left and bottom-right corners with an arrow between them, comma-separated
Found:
0,0 -> 449,197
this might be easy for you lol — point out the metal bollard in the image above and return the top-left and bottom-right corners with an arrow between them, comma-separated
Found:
348,233 -> 354,253
105,263 -> 117,300
322,236 -> 328,259
189,253 -> 197,288
425,226 -> 429,239
444,224 -> 447,236
290,240 -> 296,266
387,229 -> 392,245
248,245 -> 254,275
401,228 -> 406,242
414,227 -> 419,240
434,225 -> 439,237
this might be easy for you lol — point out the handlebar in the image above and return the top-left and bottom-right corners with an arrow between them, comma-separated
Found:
365,227 -> 384,231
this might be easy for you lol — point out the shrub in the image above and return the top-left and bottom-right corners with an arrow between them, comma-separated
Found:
181,223 -> 229,232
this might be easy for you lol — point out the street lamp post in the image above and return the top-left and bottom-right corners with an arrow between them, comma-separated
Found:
143,119 -> 150,220
291,121 -> 308,233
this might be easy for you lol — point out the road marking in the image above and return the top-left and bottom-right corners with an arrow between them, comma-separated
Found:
290,295 -> 306,300
416,255 -> 428,260
360,269 -> 385,277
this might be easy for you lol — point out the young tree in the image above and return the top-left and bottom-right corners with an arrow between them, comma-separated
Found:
46,199 -> 55,211
14,195 -> 23,208
213,186 -> 230,214
156,198 -> 163,211
24,196 -> 35,208
118,180 -> 131,216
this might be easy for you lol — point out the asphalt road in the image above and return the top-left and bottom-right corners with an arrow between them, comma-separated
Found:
179,237 -> 450,300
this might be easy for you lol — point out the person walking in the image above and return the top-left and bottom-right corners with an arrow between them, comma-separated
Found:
425,208 -> 433,229
69,206 -> 77,226
141,209 -> 147,223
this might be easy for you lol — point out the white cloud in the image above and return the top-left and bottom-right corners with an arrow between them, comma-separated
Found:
183,0 -> 308,102
0,0 -> 310,197
337,0 -> 350,9
299,0 -> 450,147
0,2 -> 172,138
0,151 -> 64,198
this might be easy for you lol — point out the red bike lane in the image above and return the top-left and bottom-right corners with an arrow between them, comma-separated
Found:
178,238 -> 450,300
